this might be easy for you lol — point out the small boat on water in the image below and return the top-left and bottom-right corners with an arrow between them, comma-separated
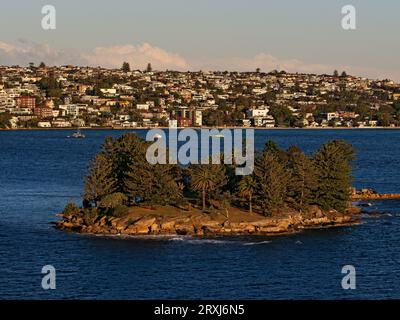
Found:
67,129 -> 86,139
360,202 -> 374,208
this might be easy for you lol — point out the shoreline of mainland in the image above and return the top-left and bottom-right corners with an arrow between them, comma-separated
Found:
1,126 -> 400,132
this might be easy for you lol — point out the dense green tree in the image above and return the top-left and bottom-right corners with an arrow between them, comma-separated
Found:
263,140 -> 289,165
83,154 -> 117,206
80,133 -> 356,218
202,109 -> 227,126
377,112 -> 394,127
0,113 -> 11,128
312,140 -> 355,212
263,140 -> 280,156
102,134 -> 149,195
84,133 -> 183,207
19,118 -> 39,128
38,76 -> 62,97
63,202 -> 80,215
99,192 -> 128,209
122,62 -> 131,73
268,105 -> 295,127
125,161 -> 183,205
254,153 -> 291,216
287,149 -> 317,212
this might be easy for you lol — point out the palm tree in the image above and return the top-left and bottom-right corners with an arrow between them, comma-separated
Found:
190,164 -> 226,211
238,176 -> 257,213
190,166 -> 214,210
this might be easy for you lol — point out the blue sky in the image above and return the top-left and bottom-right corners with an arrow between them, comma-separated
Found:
0,0 -> 399,80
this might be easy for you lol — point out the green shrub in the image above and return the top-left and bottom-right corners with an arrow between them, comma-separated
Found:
99,192 -> 128,209
83,207 -> 99,225
113,205 -> 130,218
63,202 -> 80,215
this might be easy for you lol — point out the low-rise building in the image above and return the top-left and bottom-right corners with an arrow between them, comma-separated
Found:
15,96 -> 36,109
34,107 -> 53,119
38,121 -> 52,128
52,119 -> 72,128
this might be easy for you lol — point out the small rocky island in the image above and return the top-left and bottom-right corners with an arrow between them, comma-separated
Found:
56,204 -> 361,237
57,134 -> 366,237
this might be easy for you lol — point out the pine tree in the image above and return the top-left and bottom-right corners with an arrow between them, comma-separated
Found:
124,160 -> 153,203
103,134 -> 149,195
263,140 -> 280,156
88,133 -> 182,207
254,153 -> 291,216
287,150 -> 317,212
263,140 -> 288,165
122,62 -> 131,73
313,140 -> 355,212
83,154 -> 117,206
124,162 -> 182,205
150,164 -> 183,205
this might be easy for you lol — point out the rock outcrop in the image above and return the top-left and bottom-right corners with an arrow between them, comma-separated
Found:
55,205 -> 360,237
351,188 -> 400,201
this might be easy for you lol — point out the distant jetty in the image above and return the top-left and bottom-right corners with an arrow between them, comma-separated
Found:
351,188 -> 400,201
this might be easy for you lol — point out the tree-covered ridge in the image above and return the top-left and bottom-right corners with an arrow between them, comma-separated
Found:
82,133 -> 355,217
0,113 -> 12,129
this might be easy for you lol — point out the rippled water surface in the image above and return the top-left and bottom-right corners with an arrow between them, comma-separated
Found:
0,129 -> 399,299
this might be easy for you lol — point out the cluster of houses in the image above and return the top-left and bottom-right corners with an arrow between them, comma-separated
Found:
0,64 -> 399,129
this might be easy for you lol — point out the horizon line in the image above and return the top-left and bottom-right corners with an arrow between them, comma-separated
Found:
0,64 -> 396,83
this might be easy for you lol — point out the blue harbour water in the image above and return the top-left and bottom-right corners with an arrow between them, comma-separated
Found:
0,129 -> 400,300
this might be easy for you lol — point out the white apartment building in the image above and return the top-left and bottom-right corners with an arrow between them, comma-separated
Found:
247,107 -> 270,118
136,104 -> 150,111
59,104 -> 88,118
194,110 -> 203,126
100,88 -> 117,96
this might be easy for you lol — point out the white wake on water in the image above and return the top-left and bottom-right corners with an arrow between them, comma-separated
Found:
243,240 -> 272,246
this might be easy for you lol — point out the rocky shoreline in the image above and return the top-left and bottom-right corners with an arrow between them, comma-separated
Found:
351,188 -> 400,201
55,205 -> 361,237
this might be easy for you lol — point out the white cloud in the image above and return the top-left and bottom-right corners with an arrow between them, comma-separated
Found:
81,43 -> 189,70
191,53 -> 333,74
0,41 -> 85,66
191,53 -> 400,81
0,41 -> 188,70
